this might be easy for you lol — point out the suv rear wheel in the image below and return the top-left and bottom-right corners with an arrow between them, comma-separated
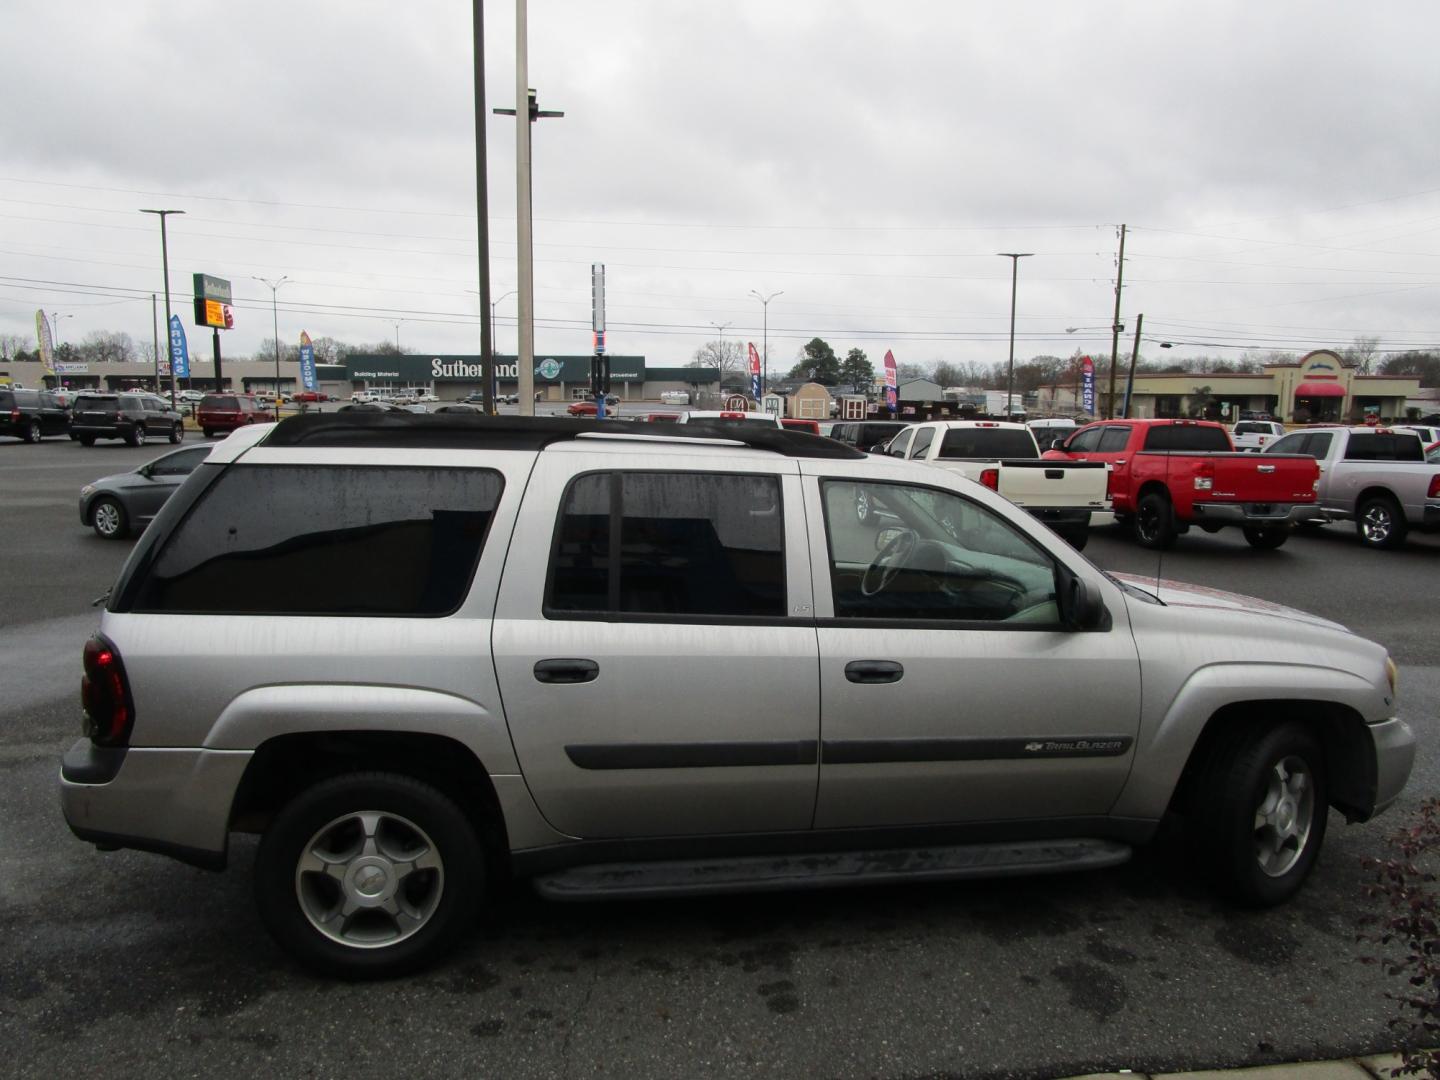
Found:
255,772 -> 484,978
24,419 -> 41,444
169,422 -> 183,444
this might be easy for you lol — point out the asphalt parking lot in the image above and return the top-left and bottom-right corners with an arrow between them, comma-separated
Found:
1,433 -> 1436,1079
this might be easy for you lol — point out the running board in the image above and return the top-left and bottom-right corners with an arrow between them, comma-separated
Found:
532,838 -> 1132,902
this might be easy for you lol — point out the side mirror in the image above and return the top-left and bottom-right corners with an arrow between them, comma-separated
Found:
1059,570 -> 1108,630
1048,437 -> 1068,451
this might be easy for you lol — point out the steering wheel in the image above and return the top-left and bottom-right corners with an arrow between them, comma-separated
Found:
861,529 -> 917,597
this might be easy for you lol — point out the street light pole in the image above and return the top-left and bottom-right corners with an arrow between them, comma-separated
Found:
491,289 -> 516,401
710,321 -> 732,398
48,311 -> 72,387
139,209 -> 184,402
997,253 -> 1032,418
252,275 -> 289,419
748,290 -> 782,397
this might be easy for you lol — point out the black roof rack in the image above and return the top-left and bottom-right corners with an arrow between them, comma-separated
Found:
262,412 -> 865,460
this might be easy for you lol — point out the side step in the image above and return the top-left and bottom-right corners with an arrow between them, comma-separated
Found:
532,838 -> 1131,902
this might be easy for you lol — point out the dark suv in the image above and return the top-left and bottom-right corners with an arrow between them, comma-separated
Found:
828,420 -> 911,452
197,394 -> 264,437
0,388 -> 70,443
69,393 -> 184,447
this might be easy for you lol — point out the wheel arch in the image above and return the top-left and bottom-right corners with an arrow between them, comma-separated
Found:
1136,480 -> 1172,504
1355,485 -> 1400,511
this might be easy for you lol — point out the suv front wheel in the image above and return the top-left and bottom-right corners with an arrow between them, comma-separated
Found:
255,772 -> 485,978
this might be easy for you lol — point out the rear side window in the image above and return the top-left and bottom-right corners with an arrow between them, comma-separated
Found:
0,391 -> 13,408
1143,424 -> 1231,452
133,465 -> 502,616
937,429 -> 1037,458
13,390 -> 39,407
1096,426 -> 1132,453
1344,434 -> 1424,462
1066,427 -> 1103,452
908,427 -> 936,458
548,471 -> 785,619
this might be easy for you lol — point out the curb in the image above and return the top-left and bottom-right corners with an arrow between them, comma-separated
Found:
1060,1053 -> 1419,1080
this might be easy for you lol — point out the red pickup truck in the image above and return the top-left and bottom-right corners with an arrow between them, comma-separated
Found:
1042,419 -> 1319,549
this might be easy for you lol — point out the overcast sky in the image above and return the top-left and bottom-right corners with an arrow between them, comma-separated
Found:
5,0 -> 1440,375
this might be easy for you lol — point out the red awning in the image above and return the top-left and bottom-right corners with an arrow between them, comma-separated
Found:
1295,381 -> 1345,398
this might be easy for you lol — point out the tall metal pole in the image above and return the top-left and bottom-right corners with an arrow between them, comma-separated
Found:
472,0 -> 495,415
1106,223 -> 1127,419
998,253 -> 1032,418
710,321 -> 731,394
515,0 -> 534,415
253,276 -> 289,419
1122,312 -> 1143,419
749,290 -> 782,397
151,295 -> 160,393
491,289 -> 516,401
140,210 -> 183,404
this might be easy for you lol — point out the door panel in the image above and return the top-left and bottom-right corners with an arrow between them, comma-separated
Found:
492,451 -> 820,840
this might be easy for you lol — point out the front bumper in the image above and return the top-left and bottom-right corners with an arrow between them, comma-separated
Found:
1189,501 -> 1315,527
1366,717 -> 1417,820
60,740 -> 251,869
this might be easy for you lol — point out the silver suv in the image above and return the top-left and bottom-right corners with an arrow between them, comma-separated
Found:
62,414 -> 1415,977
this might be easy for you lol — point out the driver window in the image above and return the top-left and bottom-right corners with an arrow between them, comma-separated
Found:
820,480 -> 1059,624
885,430 -> 913,458
1066,427 -> 1103,453
908,427 -> 935,459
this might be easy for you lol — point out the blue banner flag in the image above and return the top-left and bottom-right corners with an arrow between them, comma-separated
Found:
168,315 -> 190,379
1081,356 -> 1095,414
299,331 -> 316,390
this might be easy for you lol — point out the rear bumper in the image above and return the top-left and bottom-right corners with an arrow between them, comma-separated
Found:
69,423 -> 131,439
1020,505 -> 1096,529
1188,501 -> 1314,527
60,740 -> 251,869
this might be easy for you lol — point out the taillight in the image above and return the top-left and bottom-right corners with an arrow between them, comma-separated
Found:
1194,460 -> 1215,492
81,635 -> 134,747
979,468 -> 999,490
8,408 -> 18,423
1429,475 -> 1440,499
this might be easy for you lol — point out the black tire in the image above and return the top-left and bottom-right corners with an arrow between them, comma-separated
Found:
24,419 -> 41,444
202,428 -> 215,438
255,772 -> 485,979
1242,525 -> 1288,550
78,435 -> 96,447
1356,495 -> 1407,550
126,425 -> 144,448
90,496 -> 129,540
1057,526 -> 1089,551
1188,721 -> 1328,906
1132,492 -> 1178,550
169,422 -> 183,444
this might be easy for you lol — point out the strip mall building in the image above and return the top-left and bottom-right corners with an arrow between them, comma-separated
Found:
1121,350 -> 1421,423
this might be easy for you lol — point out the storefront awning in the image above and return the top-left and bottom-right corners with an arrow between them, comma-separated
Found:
1295,381 -> 1345,398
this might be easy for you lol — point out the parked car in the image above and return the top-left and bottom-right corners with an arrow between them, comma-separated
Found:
290,391 -> 330,404
69,393 -> 184,447
177,389 -> 206,404
1,387 -> 71,443
60,413 -> 1415,978
659,390 -> 691,405
828,420 -> 911,453
1231,420 -> 1287,452
1044,419 -> 1319,549
889,420 -> 1109,550
1264,426 -> 1439,549
197,393 -> 266,437
434,404 -> 480,414
1026,417 -> 1080,445
676,409 -> 782,426
79,444 -> 212,539
1395,425 -> 1440,446
566,398 -> 621,416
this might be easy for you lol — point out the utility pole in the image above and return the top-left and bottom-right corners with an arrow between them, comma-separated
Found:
253,276 -> 289,419
1105,223 -> 1127,419
151,295 -> 160,393
495,1 -> 563,416
139,209 -> 183,402
998,253 -> 1032,417
1123,313 -> 1143,419
471,0 -> 495,415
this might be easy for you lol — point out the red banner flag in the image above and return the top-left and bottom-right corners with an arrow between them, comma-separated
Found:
748,343 -> 761,374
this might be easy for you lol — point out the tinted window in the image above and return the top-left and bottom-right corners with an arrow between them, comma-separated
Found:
1266,432 -> 1308,456
1304,432 -> 1333,458
12,390 -> 39,407
909,427 -> 936,459
1096,426 -> 1132,453
149,447 -> 210,476
74,395 -> 116,413
937,428 -> 1037,459
1143,424 -> 1231,452
820,480 -> 1058,623
886,429 -> 914,458
1066,427 -> 1103,452
1233,422 -> 1268,435
0,392 -> 11,408
135,465 -> 501,615
202,395 -> 238,409
1344,433 -> 1424,462
548,471 -> 785,618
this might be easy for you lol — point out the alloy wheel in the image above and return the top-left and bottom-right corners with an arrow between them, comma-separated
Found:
1253,755 -> 1315,878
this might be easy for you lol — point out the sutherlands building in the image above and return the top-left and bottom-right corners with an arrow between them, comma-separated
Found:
23,354 -> 721,403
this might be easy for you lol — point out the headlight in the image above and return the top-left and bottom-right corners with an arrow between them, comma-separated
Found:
1385,655 -> 1398,698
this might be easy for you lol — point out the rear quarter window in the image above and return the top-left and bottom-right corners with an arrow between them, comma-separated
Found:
131,464 -> 503,616
1143,424 -> 1232,452
1344,434 -> 1424,462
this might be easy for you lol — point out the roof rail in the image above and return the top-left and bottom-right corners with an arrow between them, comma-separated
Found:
262,412 -> 865,459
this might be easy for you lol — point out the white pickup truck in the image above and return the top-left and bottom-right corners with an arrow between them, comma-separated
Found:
1263,425 -> 1440,548
1231,420 -> 1286,452
882,420 -> 1110,549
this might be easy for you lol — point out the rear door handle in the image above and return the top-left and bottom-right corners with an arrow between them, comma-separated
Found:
534,659 -> 600,684
844,660 -> 904,684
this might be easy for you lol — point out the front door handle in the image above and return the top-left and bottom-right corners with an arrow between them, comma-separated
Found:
534,659 -> 600,684
844,660 -> 904,684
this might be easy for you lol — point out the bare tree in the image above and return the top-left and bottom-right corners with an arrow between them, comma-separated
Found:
689,339 -> 744,388
1341,335 -> 1382,375
0,333 -> 31,362
78,330 -> 135,364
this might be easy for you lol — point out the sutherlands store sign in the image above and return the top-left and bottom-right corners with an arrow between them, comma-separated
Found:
346,354 -> 646,384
